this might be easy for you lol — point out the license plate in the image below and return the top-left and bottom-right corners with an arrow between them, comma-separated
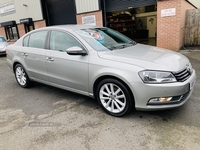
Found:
190,77 -> 195,90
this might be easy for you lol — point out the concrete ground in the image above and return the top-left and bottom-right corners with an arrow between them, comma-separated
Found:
0,50 -> 200,150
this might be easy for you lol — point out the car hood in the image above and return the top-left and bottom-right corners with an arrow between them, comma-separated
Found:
97,44 -> 189,71
0,42 -> 7,49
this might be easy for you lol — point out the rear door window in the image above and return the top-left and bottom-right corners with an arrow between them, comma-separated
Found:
28,31 -> 48,49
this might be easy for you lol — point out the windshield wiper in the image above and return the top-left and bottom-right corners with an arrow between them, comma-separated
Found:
118,43 -> 135,49
131,41 -> 137,45
107,42 -> 136,50
108,46 -> 117,50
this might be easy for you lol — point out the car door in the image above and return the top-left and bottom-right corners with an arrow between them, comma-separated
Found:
46,30 -> 89,93
22,30 -> 48,83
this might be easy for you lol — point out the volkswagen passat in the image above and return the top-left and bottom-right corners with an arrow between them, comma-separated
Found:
7,25 -> 196,117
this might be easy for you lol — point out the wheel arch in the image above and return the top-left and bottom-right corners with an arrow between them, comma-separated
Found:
13,63 -> 33,88
13,61 -> 21,72
93,75 -> 135,106
12,61 -> 33,82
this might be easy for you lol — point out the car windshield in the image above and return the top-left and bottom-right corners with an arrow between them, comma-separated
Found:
0,37 -> 6,42
75,28 -> 136,51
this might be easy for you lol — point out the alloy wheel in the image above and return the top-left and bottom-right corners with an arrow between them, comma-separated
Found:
15,66 -> 27,86
99,83 -> 126,114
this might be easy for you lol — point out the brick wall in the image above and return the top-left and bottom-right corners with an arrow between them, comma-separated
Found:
17,24 -> 26,38
157,0 -> 195,51
76,10 -> 103,26
34,20 -> 46,29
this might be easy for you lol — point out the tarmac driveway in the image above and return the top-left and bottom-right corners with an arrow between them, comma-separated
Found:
0,51 -> 200,150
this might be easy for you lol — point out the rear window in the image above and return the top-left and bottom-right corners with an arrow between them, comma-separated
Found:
23,31 -> 48,49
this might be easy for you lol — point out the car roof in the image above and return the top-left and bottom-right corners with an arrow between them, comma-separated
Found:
38,24 -> 104,31
17,25 -> 107,43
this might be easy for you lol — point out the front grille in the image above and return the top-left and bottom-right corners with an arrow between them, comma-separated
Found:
173,68 -> 191,82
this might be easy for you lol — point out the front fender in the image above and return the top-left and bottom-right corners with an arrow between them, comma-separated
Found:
88,62 -> 143,95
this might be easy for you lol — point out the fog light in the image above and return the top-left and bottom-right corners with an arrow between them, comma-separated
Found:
159,97 -> 172,102
148,97 -> 173,104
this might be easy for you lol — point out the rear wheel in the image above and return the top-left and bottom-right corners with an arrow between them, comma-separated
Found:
96,78 -> 133,117
14,64 -> 32,88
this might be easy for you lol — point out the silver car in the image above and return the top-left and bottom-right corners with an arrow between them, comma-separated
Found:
7,25 -> 196,117
0,36 -> 9,55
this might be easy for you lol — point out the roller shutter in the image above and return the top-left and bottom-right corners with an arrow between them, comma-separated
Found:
105,0 -> 157,12
45,0 -> 77,25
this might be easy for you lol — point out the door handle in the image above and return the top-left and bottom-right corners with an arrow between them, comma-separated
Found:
22,53 -> 28,57
46,57 -> 54,61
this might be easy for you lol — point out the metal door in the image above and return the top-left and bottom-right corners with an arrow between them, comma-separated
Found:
105,0 -> 157,12
43,0 -> 77,26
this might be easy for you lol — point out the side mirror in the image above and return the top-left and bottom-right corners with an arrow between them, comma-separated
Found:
66,46 -> 87,56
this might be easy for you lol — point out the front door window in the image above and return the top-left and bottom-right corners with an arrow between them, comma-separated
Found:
49,30 -> 82,52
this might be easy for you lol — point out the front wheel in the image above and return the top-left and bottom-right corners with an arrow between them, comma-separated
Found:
14,64 -> 32,88
96,78 -> 133,117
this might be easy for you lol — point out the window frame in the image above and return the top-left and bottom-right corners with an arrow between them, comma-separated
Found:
23,35 -> 30,47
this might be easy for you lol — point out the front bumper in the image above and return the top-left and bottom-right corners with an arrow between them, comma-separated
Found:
131,70 -> 196,110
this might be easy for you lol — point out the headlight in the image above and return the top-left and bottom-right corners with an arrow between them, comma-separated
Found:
139,70 -> 177,83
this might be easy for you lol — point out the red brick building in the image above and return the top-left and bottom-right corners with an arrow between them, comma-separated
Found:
76,0 -> 197,51
157,0 -> 195,50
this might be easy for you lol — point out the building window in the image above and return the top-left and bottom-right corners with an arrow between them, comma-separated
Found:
5,26 -> 19,40
24,23 -> 35,33
19,18 -> 35,33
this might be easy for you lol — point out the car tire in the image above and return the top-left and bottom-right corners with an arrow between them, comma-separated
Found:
96,78 -> 133,117
14,64 -> 32,88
